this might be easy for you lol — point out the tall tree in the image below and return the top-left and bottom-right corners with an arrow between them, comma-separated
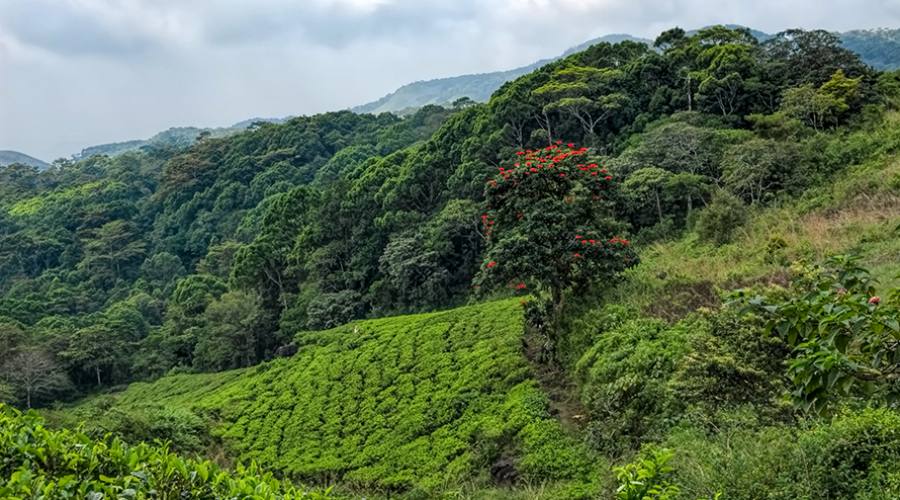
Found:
3,347 -> 69,408
475,143 -> 638,329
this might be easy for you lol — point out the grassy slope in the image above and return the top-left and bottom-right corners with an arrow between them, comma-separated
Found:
615,118 -> 900,321
55,115 -> 900,497
58,299 -> 603,497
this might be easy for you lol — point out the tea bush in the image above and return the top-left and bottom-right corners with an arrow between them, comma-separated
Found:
0,405 -> 327,499
61,300 -> 601,495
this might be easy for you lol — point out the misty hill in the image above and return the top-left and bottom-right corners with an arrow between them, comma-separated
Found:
842,28 -> 900,70
353,34 -> 649,115
75,118 -> 287,160
354,27 -> 900,114
0,150 -> 50,170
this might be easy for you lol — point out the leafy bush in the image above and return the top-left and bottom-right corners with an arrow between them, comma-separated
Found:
666,408 -> 900,500
574,307 -> 789,455
739,255 -> 900,411
614,447 -> 680,500
51,402 -> 210,453
695,191 -> 748,244
0,405 -> 327,499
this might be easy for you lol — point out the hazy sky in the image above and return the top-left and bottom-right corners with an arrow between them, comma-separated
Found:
2,0 -> 899,160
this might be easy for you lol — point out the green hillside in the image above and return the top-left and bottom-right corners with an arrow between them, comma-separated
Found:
53,300 -> 602,497
4,24 -> 900,499
353,27 -> 900,115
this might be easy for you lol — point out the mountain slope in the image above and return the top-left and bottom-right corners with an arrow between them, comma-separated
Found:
354,27 -> 900,115
352,34 -> 648,115
55,299 -> 602,497
842,28 -> 900,70
75,118 -> 286,160
0,150 -> 50,170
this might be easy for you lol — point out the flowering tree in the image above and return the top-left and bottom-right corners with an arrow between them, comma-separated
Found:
475,141 -> 638,320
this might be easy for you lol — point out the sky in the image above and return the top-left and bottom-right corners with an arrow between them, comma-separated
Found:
2,0 -> 899,160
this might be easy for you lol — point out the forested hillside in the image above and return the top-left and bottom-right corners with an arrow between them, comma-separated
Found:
3,26 -> 900,498
355,26 -> 900,114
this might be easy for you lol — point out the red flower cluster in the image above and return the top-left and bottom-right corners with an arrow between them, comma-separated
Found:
481,213 -> 495,237
575,234 -> 600,246
490,141 -> 614,186
869,296 -> 881,305
515,282 -> 527,290
608,237 -> 630,246
486,260 -> 497,269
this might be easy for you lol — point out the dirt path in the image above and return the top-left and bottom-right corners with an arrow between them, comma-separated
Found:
522,331 -> 589,433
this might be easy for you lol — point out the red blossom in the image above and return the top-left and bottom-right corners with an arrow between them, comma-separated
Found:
486,261 -> 497,269
869,296 -> 881,305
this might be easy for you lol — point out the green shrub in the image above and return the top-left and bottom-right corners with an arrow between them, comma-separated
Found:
614,446 -> 680,500
696,191 -> 748,245
574,307 -> 789,456
666,408 -> 900,500
0,405 -> 326,499
60,402 -> 209,453
738,255 -> 900,411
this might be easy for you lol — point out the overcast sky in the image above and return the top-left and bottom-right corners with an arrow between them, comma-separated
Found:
2,0 -> 899,160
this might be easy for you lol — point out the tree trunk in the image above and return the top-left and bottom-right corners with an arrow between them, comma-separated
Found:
686,74 -> 693,112
26,388 -> 31,409
655,191 -> 663,223
95,366 -> 102,387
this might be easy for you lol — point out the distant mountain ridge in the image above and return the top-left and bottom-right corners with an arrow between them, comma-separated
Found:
353,27 -> 900,115
0,150 -> 50,170
352,34 -> 650,115
841,28 -> 900,70
75,118 -> 286,160
69,27 -> 900,160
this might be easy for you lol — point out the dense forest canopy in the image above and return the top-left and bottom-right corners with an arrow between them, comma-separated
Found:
3,24 -> 900,497
0,26 -> 892,403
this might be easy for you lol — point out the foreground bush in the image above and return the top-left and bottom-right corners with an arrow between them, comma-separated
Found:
0,405 -> 327,499
667,407 -> 900,500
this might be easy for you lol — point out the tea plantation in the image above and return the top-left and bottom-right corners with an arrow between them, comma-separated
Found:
0,406 -> 327,499
57,299 -> 602,496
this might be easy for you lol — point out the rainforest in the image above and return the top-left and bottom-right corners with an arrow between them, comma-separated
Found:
2,21 -> 900,499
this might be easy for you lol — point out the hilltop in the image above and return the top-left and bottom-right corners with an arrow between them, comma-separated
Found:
354,27 -> 900,114
0,150 -> 49,170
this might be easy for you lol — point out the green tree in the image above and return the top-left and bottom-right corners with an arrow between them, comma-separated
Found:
193,291 -> 265,371
721,139 -> 800,204
2,347 -> 69,408
536,66 -> 630,141
475,143 -> 638,327
78,220 -> 147,286
623,167 -> 674,225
